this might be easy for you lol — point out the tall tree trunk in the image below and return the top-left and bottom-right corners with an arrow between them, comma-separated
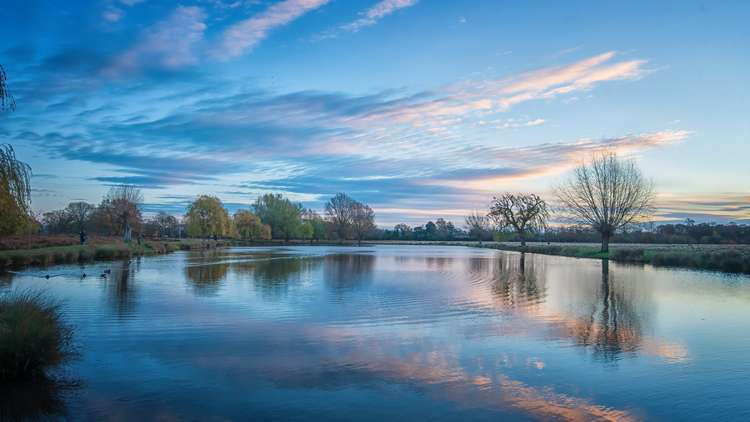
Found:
601,233 -> 610,253
123,219 -> 132,243
519,231 -> 526,248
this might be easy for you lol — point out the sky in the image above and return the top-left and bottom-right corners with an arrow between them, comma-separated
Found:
1,0 -> 748,227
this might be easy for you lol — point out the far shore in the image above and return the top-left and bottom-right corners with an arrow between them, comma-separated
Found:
1,236 -> 749,275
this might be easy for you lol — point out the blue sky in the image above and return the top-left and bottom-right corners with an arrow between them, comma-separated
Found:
1,0 -> 748,226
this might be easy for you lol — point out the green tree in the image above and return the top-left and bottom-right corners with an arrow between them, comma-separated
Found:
185,195 -> 231,238
233,209 -> 271,241
253,193 -> 302,241
304,209 -> 328,242
299,221 -> 314,244
0,144 -> 33,235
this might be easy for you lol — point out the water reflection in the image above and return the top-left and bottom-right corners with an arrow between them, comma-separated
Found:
323,253 -> 375,294
1,246 -> 747,420
482,253 -> 654,363
106,260 -> 137,317
568,260 -> 649,362
490,253 -> 547,309
0,377 -> 79,421
185,251 -> 230,296
232,254 -> 322,299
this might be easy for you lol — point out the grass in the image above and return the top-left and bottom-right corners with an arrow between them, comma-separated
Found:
369,240 -> 750,275
484,243 -> 750,274
0,238 -> 227,270
0,292 -> 74,381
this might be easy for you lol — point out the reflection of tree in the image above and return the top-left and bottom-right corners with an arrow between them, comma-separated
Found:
0,377 -> 79,421
573,260 -> 644,362
108,260 -> 136,316
0,271 -> 13,287
323,253 -> 375,293
185,261 -> 229,296
232,254 -> 322,299
425,256 -> 452,270
489,253 -> 547,309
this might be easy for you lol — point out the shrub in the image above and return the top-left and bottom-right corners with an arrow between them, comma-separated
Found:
0,292 -> 74,381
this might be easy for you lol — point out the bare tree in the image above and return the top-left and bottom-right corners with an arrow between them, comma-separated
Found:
66,201 -> 95,234
0,64 -> 15,113
101,185 -> 143,242
325,193 -> 355,241
465,211 -> 490,245
555,152 -> 653,252
351,202 -> 375,246
488,193 -> 549,247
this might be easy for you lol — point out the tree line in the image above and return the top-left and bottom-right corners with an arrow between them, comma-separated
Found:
35,190 -> 377,245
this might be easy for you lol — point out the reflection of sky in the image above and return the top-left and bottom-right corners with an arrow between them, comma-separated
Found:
2,245 -> 750,420
2,1 -> 749,226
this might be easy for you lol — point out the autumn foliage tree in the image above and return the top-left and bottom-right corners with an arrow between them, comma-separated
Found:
233,210 -> 271,241
0,145 -> 33,235
185,195 -> 231,238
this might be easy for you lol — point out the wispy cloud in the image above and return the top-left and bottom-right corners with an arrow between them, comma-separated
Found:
359,52 -> 647,130
342,0 -> 418,33
215,0 -> 330,60
103,6 -> 206,76
317,0 -> 418,39
654,193 -> 750,223
9,46 -> 687,222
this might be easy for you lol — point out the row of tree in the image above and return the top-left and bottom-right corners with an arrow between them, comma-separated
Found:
37,191 -> 377,244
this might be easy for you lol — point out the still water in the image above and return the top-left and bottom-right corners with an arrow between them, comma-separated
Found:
2,245 -> 749,421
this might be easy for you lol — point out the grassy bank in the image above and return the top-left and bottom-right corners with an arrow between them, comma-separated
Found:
483,243 -> 750,274
0,238 -> 226,270
369,240 -> 750,275
0,292 -> 74,381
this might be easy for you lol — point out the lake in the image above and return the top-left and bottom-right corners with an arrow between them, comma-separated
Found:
2,245 -> 749,421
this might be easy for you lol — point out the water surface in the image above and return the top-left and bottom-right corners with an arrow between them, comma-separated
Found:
2,245 -> 749,421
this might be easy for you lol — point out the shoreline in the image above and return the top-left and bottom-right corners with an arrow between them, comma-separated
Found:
0,239 -> 226,271
2,239 -> 748,275
366,241 -> 750,275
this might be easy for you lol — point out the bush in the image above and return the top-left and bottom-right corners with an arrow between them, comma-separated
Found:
0,292 -> 74,381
